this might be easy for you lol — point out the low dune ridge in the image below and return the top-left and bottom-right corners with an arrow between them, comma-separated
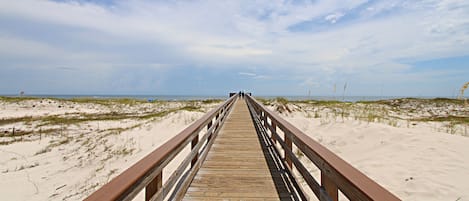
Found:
264,97 -> 468,201
1,97 -> 468,200
0,97 -> 221,200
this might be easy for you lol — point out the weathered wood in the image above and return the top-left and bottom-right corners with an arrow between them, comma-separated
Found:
172,112 -> 226,201
183,99 -> 293,200
271,121 -> 277,143
146,172 -> 162,201
321,171 -> 338,201
85,93 -> 400,201
84,95 -> 237,201
285,131 -> 293,168
246,95 -> 401,201
191,134 -> 198,168
150,115 -> 226,201
267,125 -> 322,198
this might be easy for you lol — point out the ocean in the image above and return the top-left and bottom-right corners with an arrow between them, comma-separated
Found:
0,94 -> 461,102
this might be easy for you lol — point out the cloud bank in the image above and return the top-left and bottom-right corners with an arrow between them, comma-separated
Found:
0,0 -> 468,96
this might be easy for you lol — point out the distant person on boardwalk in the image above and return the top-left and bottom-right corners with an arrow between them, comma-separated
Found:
239,91 -> 245,99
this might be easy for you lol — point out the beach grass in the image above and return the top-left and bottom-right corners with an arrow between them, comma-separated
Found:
0,97 -> 218,147
265,97 -> 467,135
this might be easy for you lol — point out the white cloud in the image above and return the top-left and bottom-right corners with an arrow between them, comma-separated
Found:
0,0 -> 468,94
189,46 -> 272,57
238,72 -> 270,79
300,77 -> 320,87
239,72 -> 257,76
325,12 -> 345,24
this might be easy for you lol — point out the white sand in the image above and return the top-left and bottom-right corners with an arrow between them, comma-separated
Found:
1,98 -> 468,201
0,98 -> 217,201
281,109 -> 469,201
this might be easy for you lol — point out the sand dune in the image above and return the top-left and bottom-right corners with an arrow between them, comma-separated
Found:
1,97 -> 468,200
272,99 -> 469,201
0,98 -> 219,200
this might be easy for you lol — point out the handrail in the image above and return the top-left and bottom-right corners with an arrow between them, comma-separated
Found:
245,95 -> 400,201
85,94 -> 238,201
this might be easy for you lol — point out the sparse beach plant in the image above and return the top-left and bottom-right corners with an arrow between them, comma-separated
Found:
446,122 -> 457,134
295,149 -> 304,158
256,98 -> 270,105
458,82 -> 468,101
35,147 -> 51,155
275,97 -> 289,105
180,105 -> 201,112
95,165 -> 105,172
388,119 -> 398,127
201,99 -> 223,104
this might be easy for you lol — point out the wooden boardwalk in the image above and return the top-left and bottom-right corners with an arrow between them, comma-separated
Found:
183,98 -> 298,200
86,95 -> 400,201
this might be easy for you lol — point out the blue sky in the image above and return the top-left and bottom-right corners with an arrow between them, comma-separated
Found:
0,0 -> 468,96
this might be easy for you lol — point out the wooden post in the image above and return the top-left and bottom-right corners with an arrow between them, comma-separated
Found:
146,172 -> 162,201
261,112 -> 265,126
285,132 -> 292,168
191,133 -> 199,168
215,112 -> 220,130
271,121 -> 277,143
207,120 -> 213,143
321,171 -> 338,201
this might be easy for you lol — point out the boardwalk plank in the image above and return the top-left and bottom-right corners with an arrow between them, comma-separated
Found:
183,98 -> 295,200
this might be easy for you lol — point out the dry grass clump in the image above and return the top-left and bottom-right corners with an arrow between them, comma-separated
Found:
275,97 -> 289,105
458,82 -> 468,100
273,97 -> 293,114
69,98 -> 147,106
459,82 -> 469,106
0,97 -> 216,147
0,96 -> 41,103
201,99 -> 223,104
271,97 -> 468,135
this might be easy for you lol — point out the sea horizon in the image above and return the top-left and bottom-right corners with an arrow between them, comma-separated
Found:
1,94 -> 465,102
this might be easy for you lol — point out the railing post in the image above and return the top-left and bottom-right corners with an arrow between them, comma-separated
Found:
215,112 -> 220,130
146,172 -> 162,201
207,120 -> 213,143
261,112 -> 265,126
284,131 -> 292,168
271,121 -> 277,144
321,172 -> 338,201
191,133 -> 199,168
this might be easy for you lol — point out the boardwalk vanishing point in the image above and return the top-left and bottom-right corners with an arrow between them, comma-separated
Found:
85,93 -> 401,201
185,97 -> 300,200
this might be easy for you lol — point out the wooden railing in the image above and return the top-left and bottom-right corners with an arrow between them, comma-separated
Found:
85,95 -> 238,201
245,95 -> 400,201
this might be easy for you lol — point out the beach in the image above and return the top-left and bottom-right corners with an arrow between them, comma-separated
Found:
265,98 -> 469,201
0,96 -> 468,200
2,0 -> 468,200
0,97 -> 221,200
